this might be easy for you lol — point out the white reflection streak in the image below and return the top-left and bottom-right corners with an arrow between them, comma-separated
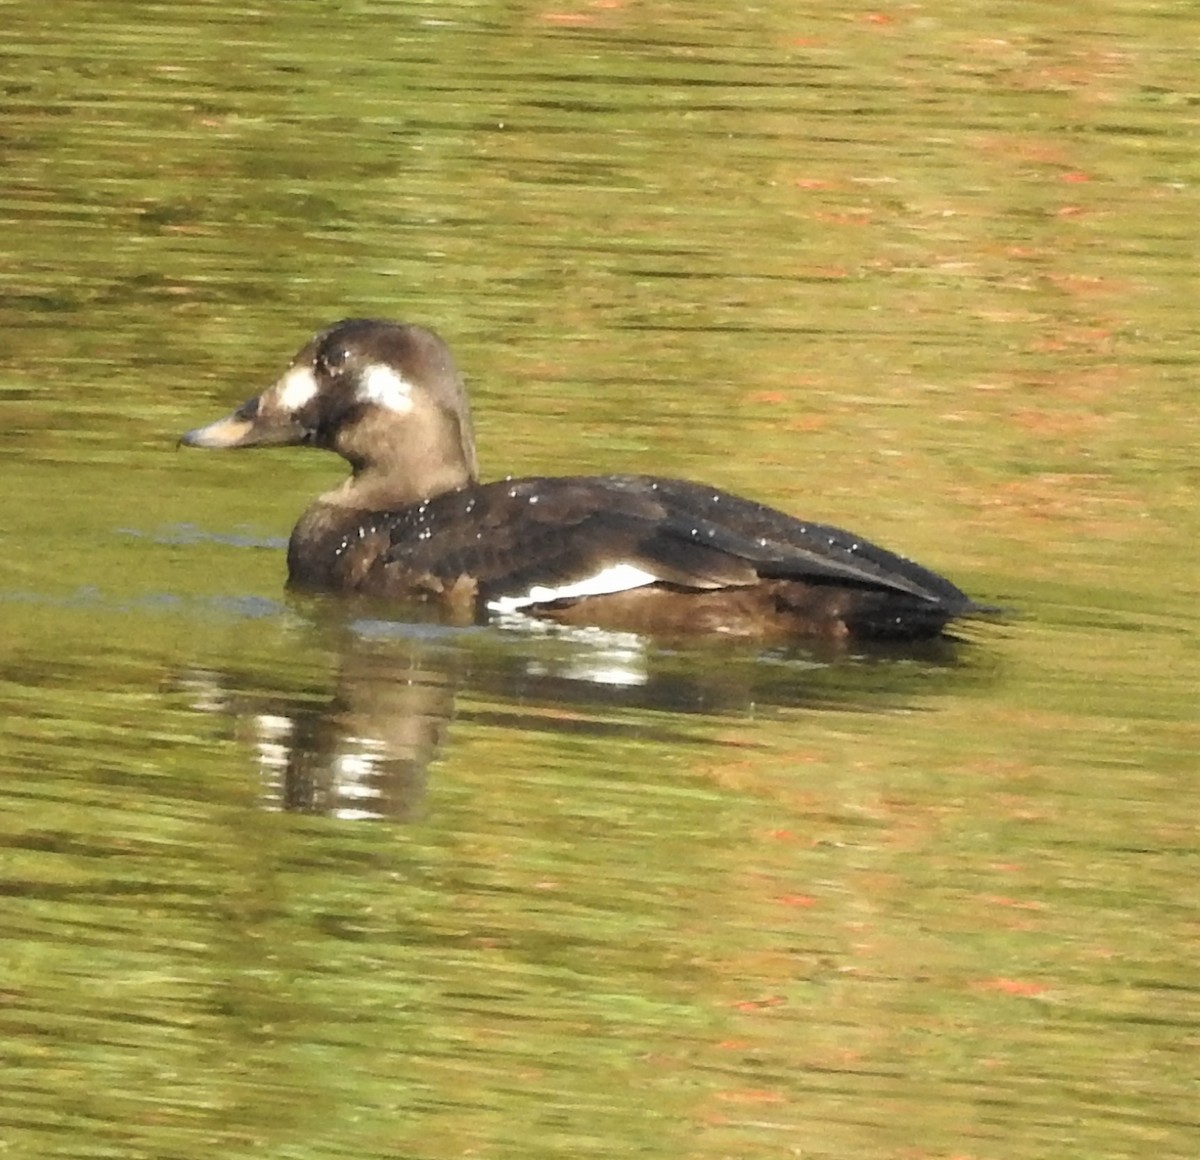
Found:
331,734 -> 388,820
252,713 -> 294,811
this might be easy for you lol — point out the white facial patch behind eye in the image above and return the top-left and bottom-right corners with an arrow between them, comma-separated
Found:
357,364 -> 415,414
487,563 -> 659,613
275,366 -> 320,412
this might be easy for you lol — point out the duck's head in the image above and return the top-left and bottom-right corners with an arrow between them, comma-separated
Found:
181,319 -> 479,506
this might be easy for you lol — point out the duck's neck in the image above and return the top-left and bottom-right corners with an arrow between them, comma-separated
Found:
319,458 -> 475,514
318,401 -> 479,512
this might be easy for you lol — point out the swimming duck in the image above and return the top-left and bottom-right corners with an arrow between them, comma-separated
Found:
181,318 -> 990,640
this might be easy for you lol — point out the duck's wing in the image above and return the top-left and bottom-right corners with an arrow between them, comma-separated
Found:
373,475 -> 968,611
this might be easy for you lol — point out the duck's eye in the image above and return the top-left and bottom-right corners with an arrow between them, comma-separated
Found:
319,347 -> 349,376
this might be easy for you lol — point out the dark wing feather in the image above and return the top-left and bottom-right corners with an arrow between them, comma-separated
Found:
372,474 -> 971,611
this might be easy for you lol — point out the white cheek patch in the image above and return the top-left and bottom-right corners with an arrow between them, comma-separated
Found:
274,366 -> 320,412
357,363 -> 414,414
487,563 -> 659,614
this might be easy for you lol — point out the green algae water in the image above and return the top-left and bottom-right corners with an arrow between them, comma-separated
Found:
1,2 -> 1197,1158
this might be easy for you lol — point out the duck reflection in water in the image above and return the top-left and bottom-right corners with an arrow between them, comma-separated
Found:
177,599 -> 987,823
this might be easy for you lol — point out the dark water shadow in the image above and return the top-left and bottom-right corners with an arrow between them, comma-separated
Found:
175,593 -> 1000,822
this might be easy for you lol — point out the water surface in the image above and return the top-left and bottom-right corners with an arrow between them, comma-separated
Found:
2,3 -> 1197,1158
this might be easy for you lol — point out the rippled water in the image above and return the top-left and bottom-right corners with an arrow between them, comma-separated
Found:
2,3 -> 1198,1158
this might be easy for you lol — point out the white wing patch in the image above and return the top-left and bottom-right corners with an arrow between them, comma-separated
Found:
357,363 -> 414,414
274,366 -> 320,412
487,563 -> 658,614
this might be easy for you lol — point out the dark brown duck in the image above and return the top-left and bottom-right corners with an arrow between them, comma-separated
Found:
181,319 -> 992,640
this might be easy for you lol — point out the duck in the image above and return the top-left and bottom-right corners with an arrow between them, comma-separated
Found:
181,318 -> 993,641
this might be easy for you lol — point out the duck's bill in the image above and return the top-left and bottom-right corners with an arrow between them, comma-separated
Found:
179,396 -> 309,449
